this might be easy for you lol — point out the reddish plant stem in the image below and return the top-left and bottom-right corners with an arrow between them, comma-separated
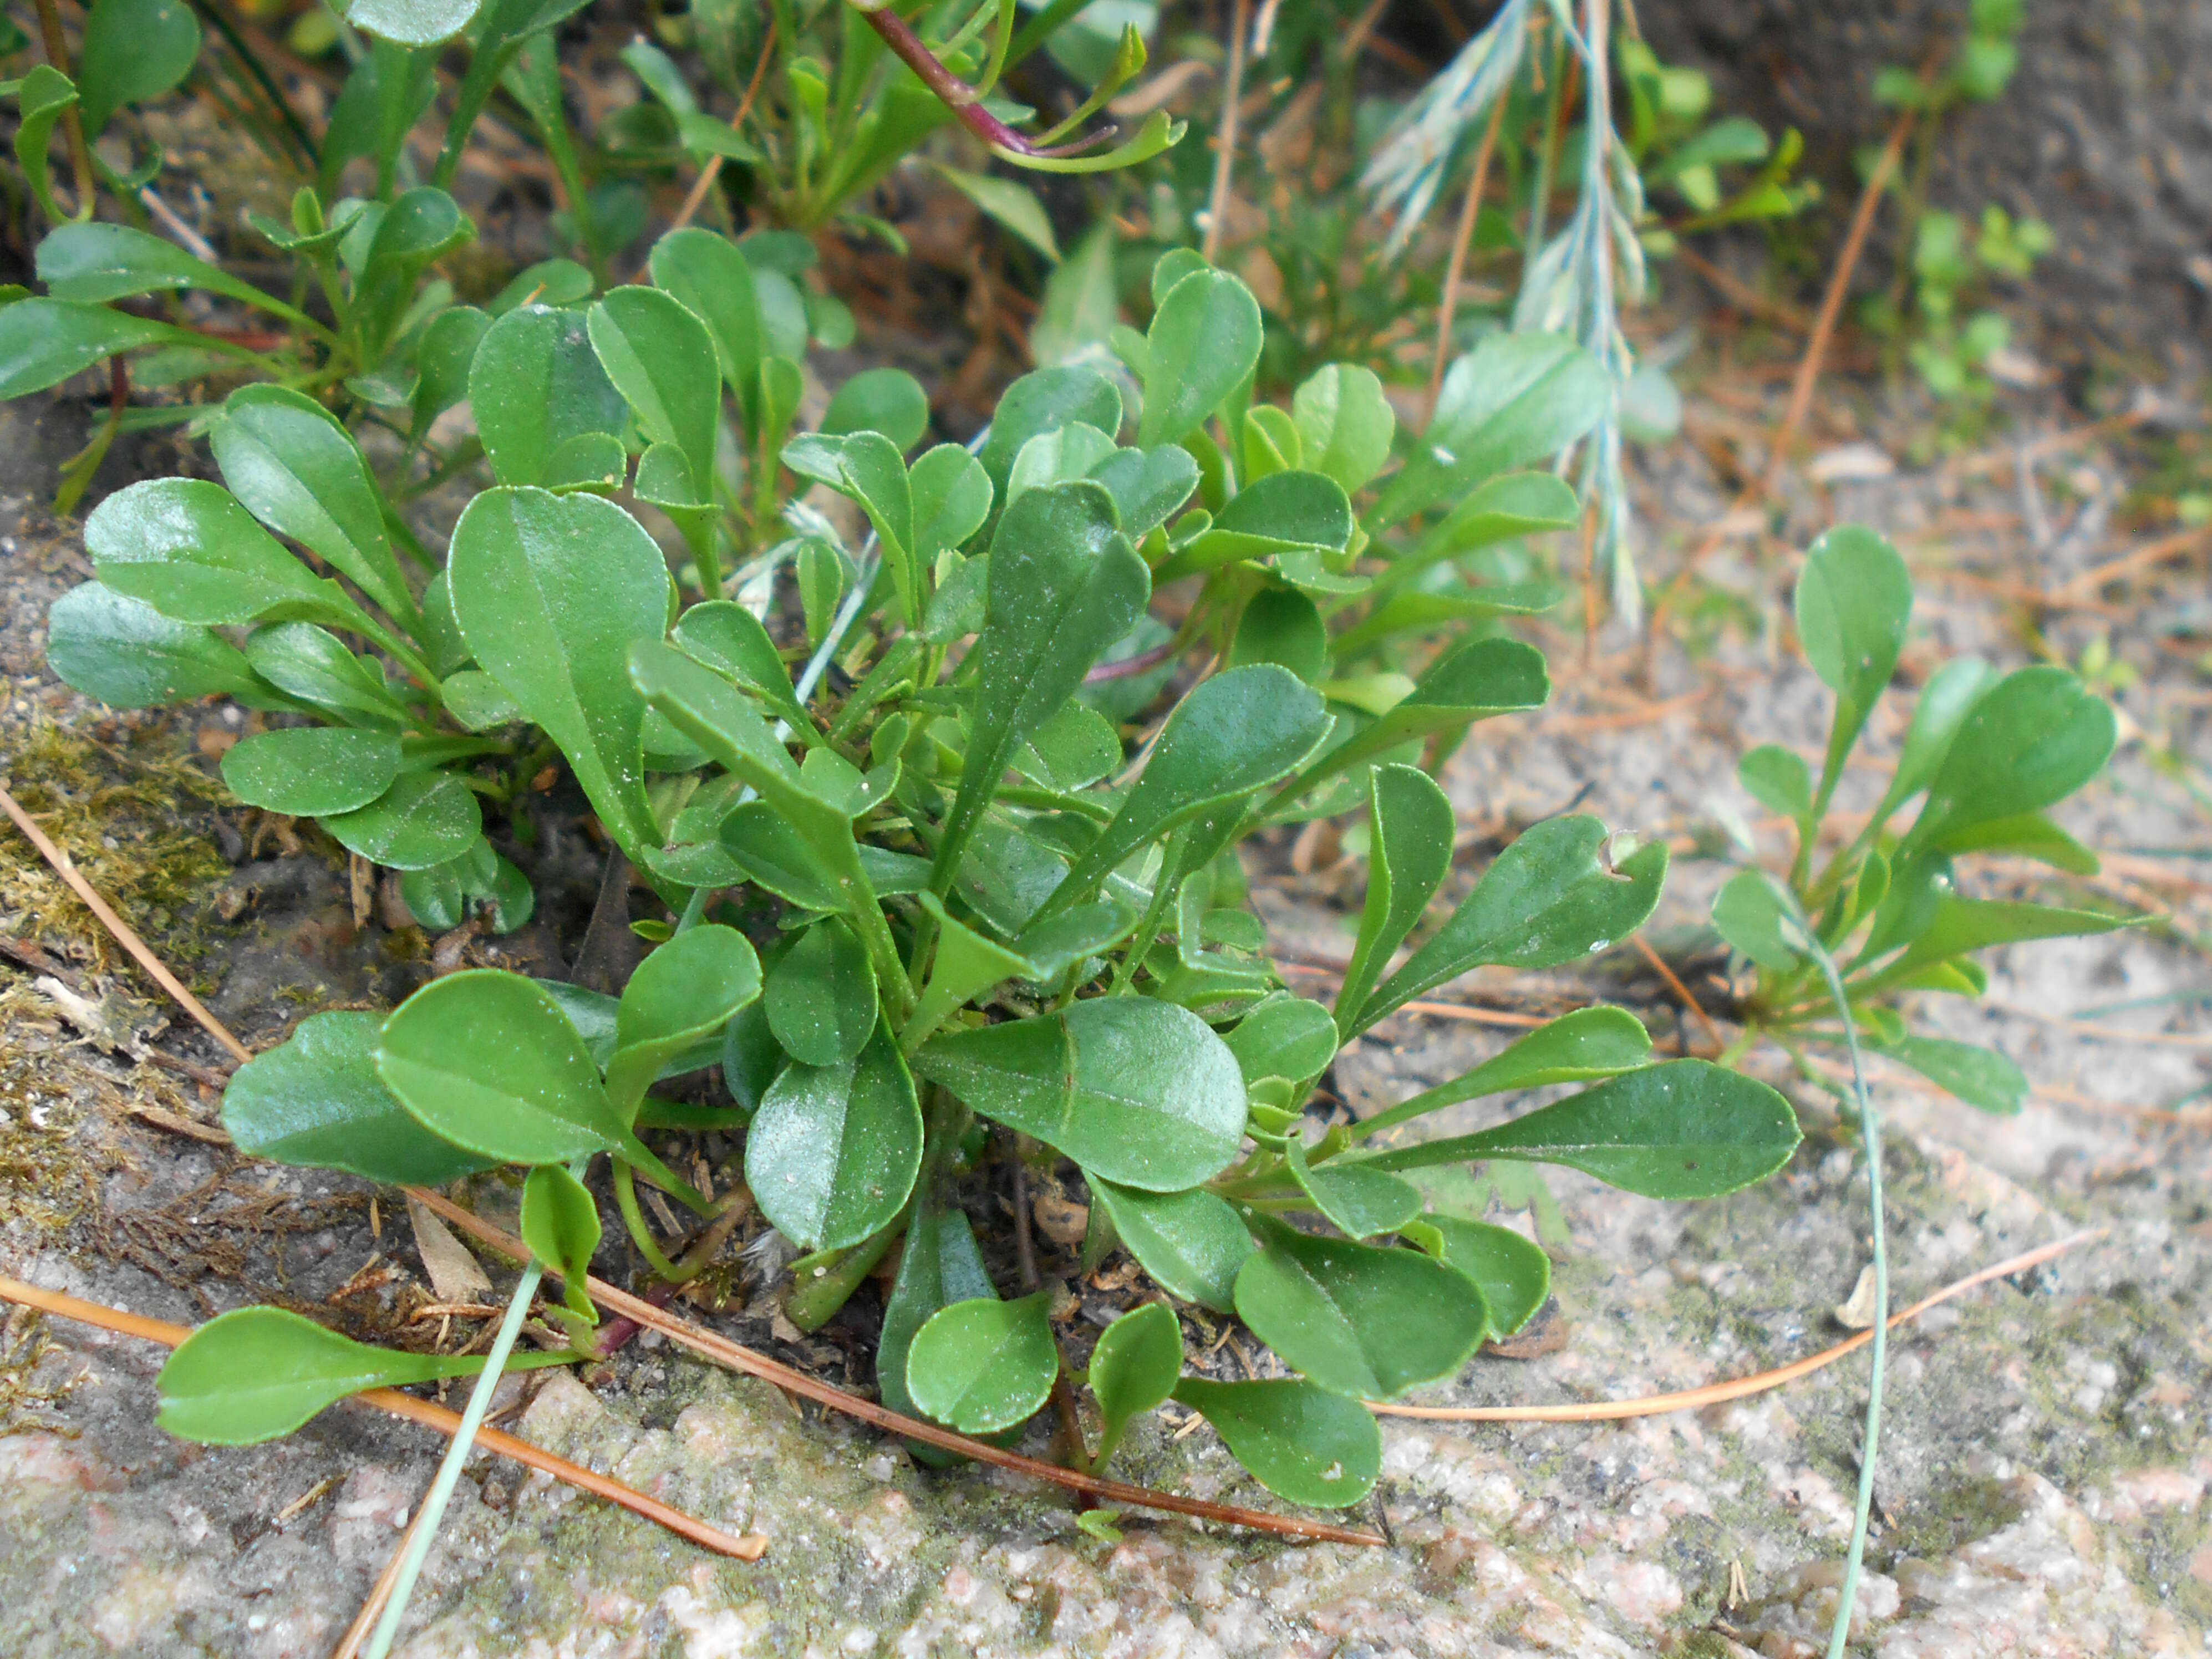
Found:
852,3 -> 1113,158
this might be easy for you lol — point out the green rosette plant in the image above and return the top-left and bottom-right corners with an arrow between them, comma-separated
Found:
1713,526 -> 2124,1112
78,255 -> 1803,1510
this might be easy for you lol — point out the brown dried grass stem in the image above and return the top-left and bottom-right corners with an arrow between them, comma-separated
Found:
0,780 -> 251,1065
404,1186 -> 1385,1548
0,1275 -> 767,1561
1369,1229 -> 2101,1421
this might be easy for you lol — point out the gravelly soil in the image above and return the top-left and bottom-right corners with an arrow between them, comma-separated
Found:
0,328 -> 2209,1659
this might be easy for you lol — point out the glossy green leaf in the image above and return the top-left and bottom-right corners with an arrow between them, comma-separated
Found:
1298,637 -> 1548,795
978,367 -> 1123,502
1936,810 -> 2099,876
588,284 -> 719,502
1086,1301 -> 1181,1469
1228,586 -> 1328,683
1355,1060 -> 1803,1198
1405,471 -> 1584,568
917,998 -> 1246,1190
647,227 -> 763,420
1420,1215 -> 1549,1338
241,624 -> 406,726
398,836 -> 532,934
211,389 -> 419,633
764,918 -> 878,1066
1336,764 -> 1452,1026
1879,1035 -> 2027,1115
1016,700 -> 1121,791
157,1307 -> 508,1446
1372,334 -> 1608,528
1285,1135 -> 1422,1240
822,365 -> 929,451
879,1198 -> 998,1448
669,600 -> 810,734
84,479 -> 369,634
221,1010 -> 494,1184
45,582 -> 284,710
1291,364 -> 1395,493
1874,657 -> 2000,824
784,430 -> 917,621
603,925 -> 761,1113
449,486 -> 666,859
39,223 -> 281,317
348,0 -> 481,45
904,895 -> 1037,1046
1171,1377 -> 1380,1507
1009,898 -> 1139,978
1713,867 -> 1806,971
907,1291 -> 1057,1435
0,298 -> 193,399
220,727 -> 400,817
351,187 -> 473,358
1796,526 -> 1911,784
1156,470 -> 1352,581
716,801 -> 845,910
1872,894 -> 2130,983
1086,444 -> 1199,542
746,1023 -> 923,1250
1042,665 -> 1329,918
439,669 -> 520,732
1900,666 -> 2116,854
1351,817 -> 1666,1036
409,304 -> 490,444
1357,1005 -> 1654,1141
1138,269 -> 1263,446
375,969 -> 639,1164
1232,1219 -> 1487,1398
1089,1180 -> 1252,1314
630,642 -> 869,907
14,68 -> 81,225
1739,745 -> 1813,821
911,444 -> 995,564
76,0 -> 201,135
521,1162 -> 601,1329
1223,993 -> 1339,1089
469,304 -> 631,488
932,480 -> 1148,893
1008,421 -> 1119,502
321,770 -> 482,870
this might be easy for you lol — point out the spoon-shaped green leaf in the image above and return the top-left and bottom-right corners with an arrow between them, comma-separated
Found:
907,1292 -> 1057,1435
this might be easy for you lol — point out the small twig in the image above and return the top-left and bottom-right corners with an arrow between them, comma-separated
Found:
1426,91 -> 1509,421
1761,102 -> 1917,497
854,3 -> 1118,161
1201,0 -> 1254,262
0,781 -> 251,1065
1629,933 -> 1723,1052
406,1186 -> 1384,1548
1370,1229 -> 2101,1421
143,1048 -> 238,1089
0,1276 -> 766,1561
138,189 -> 223,264
2047,523 -> 2212,602
1670,244 -> 1813,332
653,19 -> 776,258
1644,99 -> 1918,650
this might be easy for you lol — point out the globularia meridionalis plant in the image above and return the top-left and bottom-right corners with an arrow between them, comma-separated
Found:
1715,525 -> 2122,1113
63,254 -> 1806,1511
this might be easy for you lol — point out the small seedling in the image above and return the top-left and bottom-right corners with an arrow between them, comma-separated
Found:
1715,526 -> 2124,1111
